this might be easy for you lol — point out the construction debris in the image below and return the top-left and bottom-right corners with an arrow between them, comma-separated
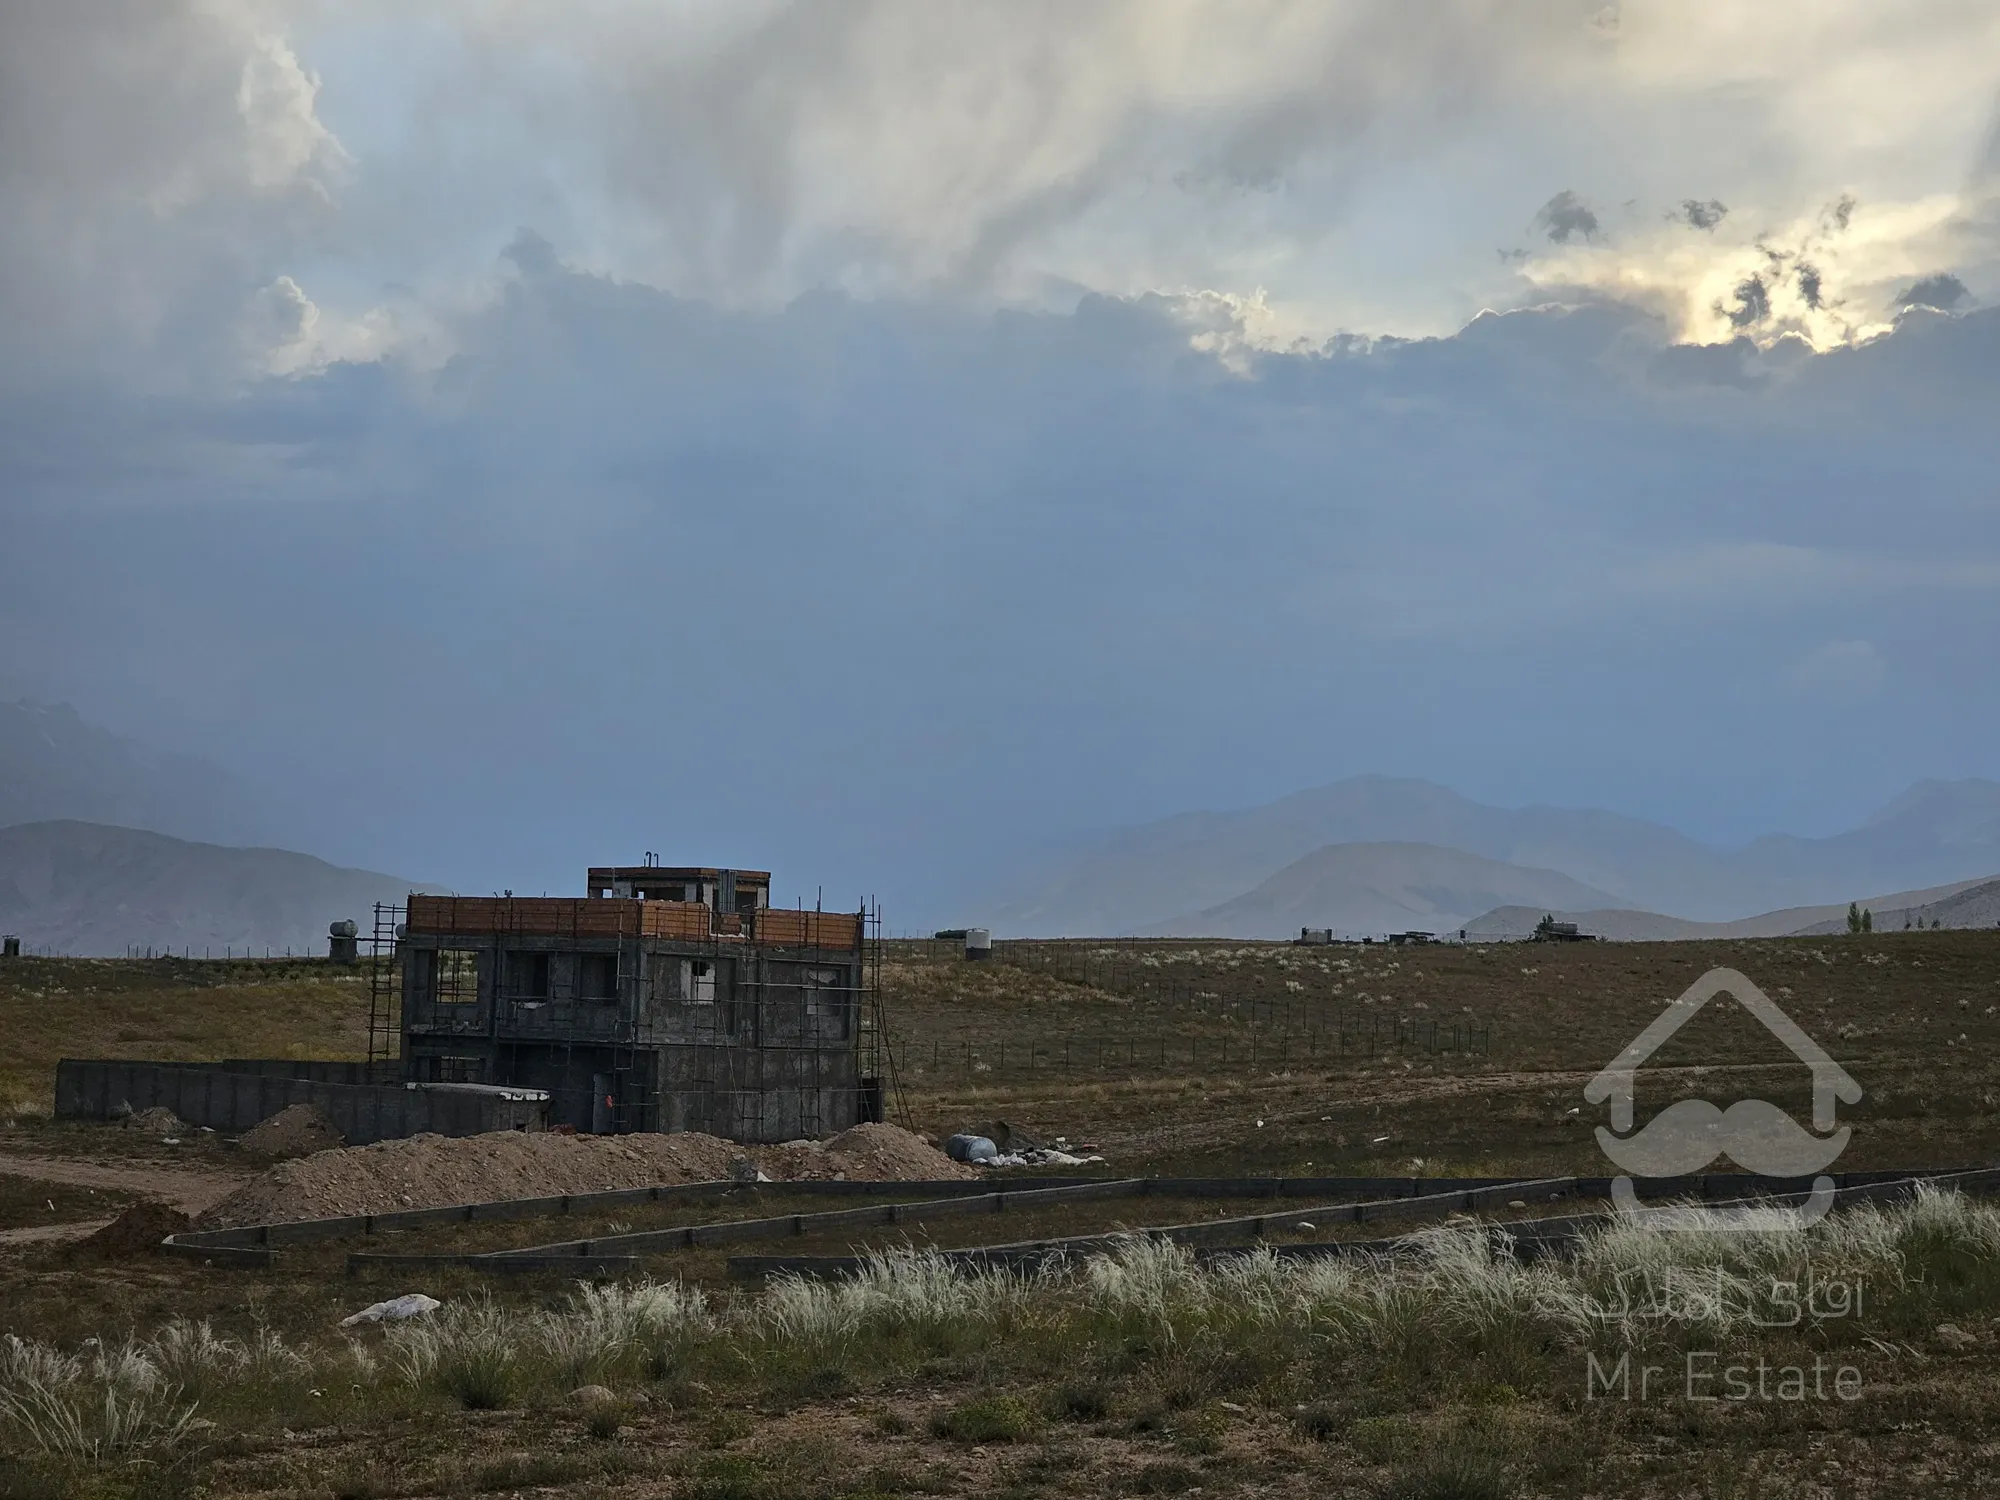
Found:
340,1294 -> 441,1328
124,1106 -> 189,1136
946,1133 -> 999,1164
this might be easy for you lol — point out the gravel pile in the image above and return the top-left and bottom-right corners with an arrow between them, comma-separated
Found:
758,1123 -> 974,1182
238,1103 -> 346,1160
195,1123 -> 969,1229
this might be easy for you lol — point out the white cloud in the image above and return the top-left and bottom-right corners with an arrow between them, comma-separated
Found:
12,0 -> 2000,391
0,0 -> 350,386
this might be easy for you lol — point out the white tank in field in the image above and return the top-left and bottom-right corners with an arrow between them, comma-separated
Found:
965,927 -> 992,961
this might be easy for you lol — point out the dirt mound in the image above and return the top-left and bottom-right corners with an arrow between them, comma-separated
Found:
762,1123 -> 972,1182
124,1107 -> 188,1136
239,1103 -> 346,1159
197,1129 -> 747,1229
73,1201 -> 191,1258
195,1122 -> 971,1229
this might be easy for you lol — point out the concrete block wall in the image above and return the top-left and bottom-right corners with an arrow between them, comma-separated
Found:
54,1060 -> 545,1144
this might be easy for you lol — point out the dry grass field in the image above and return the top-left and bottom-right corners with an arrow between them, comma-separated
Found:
4,931 -> 2000,1497
0,958 -> 373,1119
882,932 -> 2000,1178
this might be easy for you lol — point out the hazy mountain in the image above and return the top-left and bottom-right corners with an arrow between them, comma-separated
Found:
1731,780 -> 2000,901
1787,876 -> 2000,937
0,699 -> 268,846
1464,875 -> 2000,942
0,821 -> 427,957
1146,842 -> 1622,939
988,775 -> 2000,935
989,775 -> 1718,935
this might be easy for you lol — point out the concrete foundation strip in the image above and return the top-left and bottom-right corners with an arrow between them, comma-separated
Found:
724,1175 -> 1579,1280
162,1175 -> 1561,1267
340,1174 -> 1590,1272
154,1169 -> 1992,1274
730,1166 -> 2000,1280
162,1176 -> 1096,1268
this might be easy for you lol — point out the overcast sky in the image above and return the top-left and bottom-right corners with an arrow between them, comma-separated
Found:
3,1 -> 1998,922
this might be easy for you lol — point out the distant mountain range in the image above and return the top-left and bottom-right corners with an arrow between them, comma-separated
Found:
0,821 -> 426,957
1145,842 -> 1621,939
0,698 -> 270,846
1465,876 -> 2000,942
989,774 -> 2000,938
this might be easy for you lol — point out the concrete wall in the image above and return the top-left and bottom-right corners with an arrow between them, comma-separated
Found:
397,931 -> 865,1142
55,1060 -> 545,1144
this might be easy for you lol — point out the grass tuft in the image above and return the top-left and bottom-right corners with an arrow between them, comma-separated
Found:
927,1395 -> 1040,1443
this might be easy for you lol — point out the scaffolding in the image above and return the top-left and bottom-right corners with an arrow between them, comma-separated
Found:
366,902 -> 405,1069
392,886 -> 898,1141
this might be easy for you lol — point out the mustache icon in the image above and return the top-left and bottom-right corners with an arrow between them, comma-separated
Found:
1596,1097 -> 1850,1178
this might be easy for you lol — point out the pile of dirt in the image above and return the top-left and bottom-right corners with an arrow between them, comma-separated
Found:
195,1122 -> 971,1229
197,1130 -> 744,1229
124,1107 -> 188,1136
759,1123 -> 973,1182
73,1201 -> 191,1258
238,1103 -> 346,1160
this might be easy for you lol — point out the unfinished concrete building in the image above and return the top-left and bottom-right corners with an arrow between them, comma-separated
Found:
380,865 -> 882,1141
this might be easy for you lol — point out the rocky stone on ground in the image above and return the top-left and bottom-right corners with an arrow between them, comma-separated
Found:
124,1107 -> 189,1136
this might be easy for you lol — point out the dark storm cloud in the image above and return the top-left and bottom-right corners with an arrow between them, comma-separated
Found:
1535,189 -> 1601,244
1678,198 -> 1728,231
6,252 -> 2000,918
1720,273 -> 1771,328
1898,272 -> 1968,309
1797,262 -> 1823,310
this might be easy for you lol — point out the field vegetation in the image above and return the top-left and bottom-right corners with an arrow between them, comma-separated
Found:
5,932 -> 2000,1493
0,958 -> 372,1121
7,1193 -> 2000,1496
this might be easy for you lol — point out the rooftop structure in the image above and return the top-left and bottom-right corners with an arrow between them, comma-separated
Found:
586,864 -> 772,916
380,864 -> 886,1142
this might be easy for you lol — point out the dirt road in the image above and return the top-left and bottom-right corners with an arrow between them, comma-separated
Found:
0,1153 -> 249,1216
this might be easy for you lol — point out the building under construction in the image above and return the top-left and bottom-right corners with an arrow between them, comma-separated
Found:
376,862 -> 889,1141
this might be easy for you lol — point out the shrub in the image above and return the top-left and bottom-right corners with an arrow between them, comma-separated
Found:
1126,1460 -> 1203,1494
0,1334 -> 196,1463
1293,1402 -> 1340,1441
1379,1450 -> 1510,1500
927,1395 -> 1040,1443
385,1299 -> 518,1410
1048,1381 -> 1110,1421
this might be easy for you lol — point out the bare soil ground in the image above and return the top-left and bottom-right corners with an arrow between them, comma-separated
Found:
0,1151 -> 245,1217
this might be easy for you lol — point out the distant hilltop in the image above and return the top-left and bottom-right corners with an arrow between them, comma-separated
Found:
0,821 -> 431,957
1463,876 -> 2000,943
982,774 -> 2000,939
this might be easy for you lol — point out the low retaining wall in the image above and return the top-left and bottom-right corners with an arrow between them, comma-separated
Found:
152,1168 -> 2000,1275
55,1059 -> 545,1145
